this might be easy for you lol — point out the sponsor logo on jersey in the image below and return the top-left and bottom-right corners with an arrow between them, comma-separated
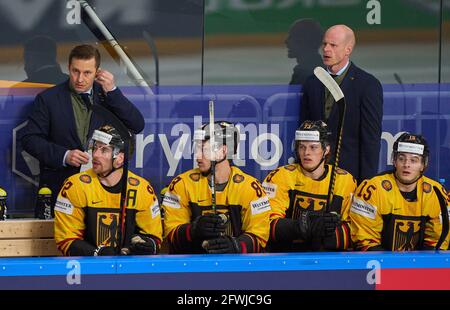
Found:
128,177 -> 140,186
250,196 -> 271,215
162,192 -> 181,209
54,196 -> 74,215
284,164 -> 296,171
79,174 -> 91,184
262,182 -> 277,198
233,174 -> 244,183
189,173 -> 200,181
422,182 -> 431,193
150,200 -> 161,218
351,198 -> 377,220
382,180 -> 392,191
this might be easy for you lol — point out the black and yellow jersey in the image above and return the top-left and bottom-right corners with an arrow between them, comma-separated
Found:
54,169 -> 163,255
162,166 -> 271,253
263,163 -> 356,251
350,171 -> 449,251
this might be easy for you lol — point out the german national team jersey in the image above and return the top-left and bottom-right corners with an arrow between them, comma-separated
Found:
162,166 -> 271,252
54,169 -> 162,255
262,163 -> 356,251
350,171 -> 449,251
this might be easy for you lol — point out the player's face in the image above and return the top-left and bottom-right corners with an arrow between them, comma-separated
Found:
394,153 -> 424,183
298,141 -> 325,169
68,57 -> 97,93
194,140 -> 224,173
92,141 -> 114,175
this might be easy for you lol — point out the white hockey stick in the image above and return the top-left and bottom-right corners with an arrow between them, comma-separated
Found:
313,67 -> 346,212
208,100 -> 217,213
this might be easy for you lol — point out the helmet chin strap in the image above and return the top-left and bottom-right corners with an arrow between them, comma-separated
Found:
299,150 -> 326,173
201,153 -> 227,177
394,170 -> 423,186
98,157 -> 121,179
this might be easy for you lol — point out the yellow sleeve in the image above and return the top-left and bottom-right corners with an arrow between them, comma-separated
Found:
135,182 -> 163,243
339,174 -> 357,225
350,179 -> 383,250
423,185 -> 449,250
262,167 -> 290,221
54,178 -> 87,255
240,178 -> 271,249
161,175 -> 192,240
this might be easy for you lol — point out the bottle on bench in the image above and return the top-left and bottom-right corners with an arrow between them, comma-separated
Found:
0,187 -> 6,220
36,186 -> 52,220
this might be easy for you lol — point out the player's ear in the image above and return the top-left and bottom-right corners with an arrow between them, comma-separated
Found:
114,152 -> 125,168
324,144 -> 331,156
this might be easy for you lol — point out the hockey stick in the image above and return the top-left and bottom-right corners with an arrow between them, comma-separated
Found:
313,67 -> 346,212
78,0 -> 153,94
90,103 -> 132,253
434,185 -> 449,250
208,100 -> 217,214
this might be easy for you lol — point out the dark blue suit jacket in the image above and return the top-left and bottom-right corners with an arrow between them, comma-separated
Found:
300,62 -> 383,183
21,80 -> 145,203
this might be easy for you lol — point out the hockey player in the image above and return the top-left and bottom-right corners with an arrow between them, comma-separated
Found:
263,120 -> 356,252
54,124 -> 162,256
162,121 -> 271,254
350,132 -> 449,251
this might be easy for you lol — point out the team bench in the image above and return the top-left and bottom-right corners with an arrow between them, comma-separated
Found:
0,219 -> 170,257
0,219 -> 60,257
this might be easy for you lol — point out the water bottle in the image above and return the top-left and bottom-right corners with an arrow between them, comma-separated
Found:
36,186 -> 52,219
0,187 -> 7,220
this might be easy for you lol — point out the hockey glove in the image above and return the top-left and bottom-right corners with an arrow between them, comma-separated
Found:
202,236 -> 242,254
323,212 -> 341,237
129,234 -> 158,255
296,210 -> 324,240
94,245 -> 117,256
191,214 -> 226,240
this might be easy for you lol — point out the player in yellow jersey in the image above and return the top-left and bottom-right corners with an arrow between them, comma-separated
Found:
54,125 -> 162,256
263,120 -> 356,252
350,132 -> 449,251
162,121 -> 271,254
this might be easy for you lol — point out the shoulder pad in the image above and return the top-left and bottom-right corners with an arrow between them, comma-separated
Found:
233,174 -> 245,183
79,174 -> 92,184
422,182 -> 432,193
284,164 -> 296,171
128,177 -> 140,186
381,179 -> 392,191
189,172 -> 200,182
335,167 -> 348,175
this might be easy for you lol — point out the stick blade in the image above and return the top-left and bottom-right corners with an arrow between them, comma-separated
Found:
314,67 -> 344,102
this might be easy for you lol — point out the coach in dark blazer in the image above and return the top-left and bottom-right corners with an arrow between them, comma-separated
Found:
301,25 -> 383,183
21,45 -> 144,214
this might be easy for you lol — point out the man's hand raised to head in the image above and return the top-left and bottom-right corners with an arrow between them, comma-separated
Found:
95,68 -> 116,93
66,149 -> 90,167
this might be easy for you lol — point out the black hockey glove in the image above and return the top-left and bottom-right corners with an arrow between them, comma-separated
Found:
94,245 -> 117,256
191,214 -> 226,240
296,210 -> 325,240
323,212 -> 341,237
129,234 -> 158,255
202,236 -> 242,254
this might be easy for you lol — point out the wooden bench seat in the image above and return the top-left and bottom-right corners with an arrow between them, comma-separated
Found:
0,219 -> 60,257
